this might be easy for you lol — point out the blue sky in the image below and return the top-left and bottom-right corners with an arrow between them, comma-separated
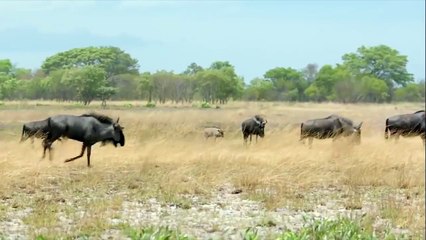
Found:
1,0 -> 424,82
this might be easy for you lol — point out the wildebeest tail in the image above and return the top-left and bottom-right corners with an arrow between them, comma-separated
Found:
20,125 -> 27,142
384,118 -> 389,139
45,117 -> 52,139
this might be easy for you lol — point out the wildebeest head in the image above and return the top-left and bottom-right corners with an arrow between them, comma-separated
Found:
217,129 -> 224,137
112,117 -> 125,147
339,119 -> 362,145
253,115 -> 268,137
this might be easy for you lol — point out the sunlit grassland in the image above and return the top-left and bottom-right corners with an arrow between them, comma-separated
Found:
0,101 -> 424,238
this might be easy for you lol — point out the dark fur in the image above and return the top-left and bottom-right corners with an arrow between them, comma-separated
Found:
385,110 -> 425,144
300,114 -> 363,147
241,115 -> 267,144
20,119 -> 50,143
42,113 -> 125,167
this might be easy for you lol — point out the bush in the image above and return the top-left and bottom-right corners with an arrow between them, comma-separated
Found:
200,102 -> 211,108
146,102 -> 156,108
241,228 -> 260,240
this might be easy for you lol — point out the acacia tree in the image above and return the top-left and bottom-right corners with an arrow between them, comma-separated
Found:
342,45 -> 413,101
183,62 -> 204,75
62,66 -> 107,105
41,46 -> 139,78
244,78 -> 275,101
195,61 -> 243,104
304,65 -> 352,102
264,67 -> 307,101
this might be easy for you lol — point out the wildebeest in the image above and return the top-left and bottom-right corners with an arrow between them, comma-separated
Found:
42,113 -> 125,167
241,115 -> 268,144
20,119 -> 50,144
300,114 -> 363,147
384,110 -> 425,145
204,127 -> 224,140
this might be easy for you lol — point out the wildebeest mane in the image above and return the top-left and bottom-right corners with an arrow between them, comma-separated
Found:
80,113 -> 114,124
324,114 -> 354,125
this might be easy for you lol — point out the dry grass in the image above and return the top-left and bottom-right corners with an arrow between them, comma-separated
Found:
0,101 -> 424,237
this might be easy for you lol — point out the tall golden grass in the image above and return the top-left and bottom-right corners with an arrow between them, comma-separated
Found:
0,101 -> 424,236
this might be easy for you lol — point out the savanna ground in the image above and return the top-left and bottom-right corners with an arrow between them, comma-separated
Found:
0,101 -> 424,239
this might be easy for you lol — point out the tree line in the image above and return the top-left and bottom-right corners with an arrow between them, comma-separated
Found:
0,45 -> 424,105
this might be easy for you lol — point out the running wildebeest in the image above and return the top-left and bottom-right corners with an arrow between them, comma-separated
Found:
384,110 -> 425,145
241,115 -> 268,144
204,127 -> 224,140
300,114 -> 363,147
42,113 -> 125,167
20,119 -> 50,144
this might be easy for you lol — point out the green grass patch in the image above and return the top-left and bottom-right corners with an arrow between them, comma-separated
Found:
123,226 -> 194,240
276,217 -> 404,240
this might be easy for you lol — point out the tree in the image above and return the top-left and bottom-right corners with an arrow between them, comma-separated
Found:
342,45 -> 413,101
45,69 -> 75,101
302,63 -> 318,83
358,76 -> 389,102
98,86 -> 117,107
0,59 -> 12,75
183,63 -> 204,75
139,72 -> 154,102
0,74 -> 18,100
264,67 -> 307,101
13,68 -> 32,80
244,78 -> 275,101
209,61 -> 233,70
196,61 -> 244,103
62,66 -> 107,105
41,46 -> 139,78
109,73 -> 140,100
334,78 -> 360,103
305,65 -> 352,102
150,70 -> 175,104
394,81 -> 425,102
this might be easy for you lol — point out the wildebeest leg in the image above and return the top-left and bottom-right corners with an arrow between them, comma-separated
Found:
308,138 -> 313,148
243,133 -> 249,145
394,134 -> 400,143
65,145 -> 86,163
42,139 -> 53,160
255,135 -> 258,143
86,146 -> 92,167
249,134 -> 252,143
299,135 -> 305,144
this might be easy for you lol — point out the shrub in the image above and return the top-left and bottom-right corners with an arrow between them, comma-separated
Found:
241,228 -> 260,240
146,102 -> 156,108
200,102 -> 211,109
124,226 -> 193,240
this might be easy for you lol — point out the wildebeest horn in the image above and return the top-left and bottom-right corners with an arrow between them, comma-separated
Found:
358,122 -> 363,129
116,117 -> 120,123
252,117 -> 261,125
